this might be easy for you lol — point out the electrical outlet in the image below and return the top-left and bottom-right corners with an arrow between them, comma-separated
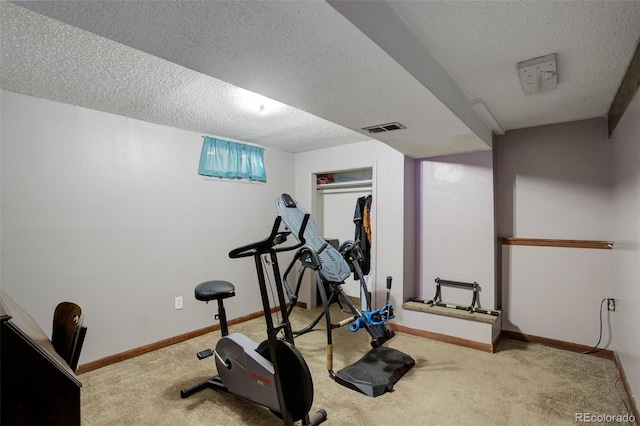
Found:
607,298 -> 615,312
175,296 -> 183,310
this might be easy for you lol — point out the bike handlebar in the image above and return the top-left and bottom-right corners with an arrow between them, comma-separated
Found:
228,214 -> 310,259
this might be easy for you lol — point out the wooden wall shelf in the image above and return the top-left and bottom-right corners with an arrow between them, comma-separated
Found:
500,238 -> 613,250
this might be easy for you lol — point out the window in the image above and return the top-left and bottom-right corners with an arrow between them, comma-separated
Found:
198,137 -> 266,182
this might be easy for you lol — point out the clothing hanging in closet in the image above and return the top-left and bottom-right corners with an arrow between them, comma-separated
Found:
353,195 -> 372,275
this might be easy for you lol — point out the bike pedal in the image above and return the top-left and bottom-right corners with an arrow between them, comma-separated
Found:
197,349 -> 214,360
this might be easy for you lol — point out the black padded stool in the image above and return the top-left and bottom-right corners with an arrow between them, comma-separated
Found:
195,280 -> 235,337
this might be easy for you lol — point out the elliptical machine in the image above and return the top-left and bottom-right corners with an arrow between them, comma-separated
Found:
180,215 -> 327,426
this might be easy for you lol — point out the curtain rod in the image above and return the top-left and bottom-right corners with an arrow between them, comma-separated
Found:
201,136 -> 265,149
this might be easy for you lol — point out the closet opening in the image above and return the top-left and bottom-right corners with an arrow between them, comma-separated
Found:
314,168 -> 374,305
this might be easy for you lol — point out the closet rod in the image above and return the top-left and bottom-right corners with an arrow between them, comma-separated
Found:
317,189 -> 372,196
316,180 -> 373,191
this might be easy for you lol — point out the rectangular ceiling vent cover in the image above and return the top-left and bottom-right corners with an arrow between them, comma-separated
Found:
362,122 -> 406,134
517,53 -> 557,95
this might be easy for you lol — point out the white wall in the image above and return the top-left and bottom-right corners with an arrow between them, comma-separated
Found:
417,151 -> 495,309
496,118 -> 614,347
295,142 -> 496,345
294,140 -> 410,313
501,245 -> 613,345
611,89 -> 640,402
0,90 -> 295,364
403,155 -> 416,309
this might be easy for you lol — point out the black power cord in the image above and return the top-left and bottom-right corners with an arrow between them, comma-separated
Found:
581,299 -> 633,416
581,298 -> 607,354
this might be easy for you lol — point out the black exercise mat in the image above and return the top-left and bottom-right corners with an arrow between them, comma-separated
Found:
334,346 -> 415,397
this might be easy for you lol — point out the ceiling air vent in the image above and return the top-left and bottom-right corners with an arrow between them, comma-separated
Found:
517,53 -> 557,95
362,122 -> 406,134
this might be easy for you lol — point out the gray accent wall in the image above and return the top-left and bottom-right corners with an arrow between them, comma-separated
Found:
496,118 -> 614,346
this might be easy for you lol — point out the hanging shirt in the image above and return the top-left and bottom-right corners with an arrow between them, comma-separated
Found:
354,195 -> 372,275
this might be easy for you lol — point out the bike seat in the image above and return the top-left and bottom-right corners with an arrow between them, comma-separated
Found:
195,280 -> 236,301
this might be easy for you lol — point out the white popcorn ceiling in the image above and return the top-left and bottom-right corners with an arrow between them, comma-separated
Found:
386,1 -> 640,131
2,1 -> 640,157
0,2 -> 368,153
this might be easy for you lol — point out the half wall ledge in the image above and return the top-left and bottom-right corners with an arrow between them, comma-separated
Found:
397,302 -> 502,353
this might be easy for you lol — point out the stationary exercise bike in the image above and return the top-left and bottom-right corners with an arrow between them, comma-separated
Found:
180,215 -> 327,426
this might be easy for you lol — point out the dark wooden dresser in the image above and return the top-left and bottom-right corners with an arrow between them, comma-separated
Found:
1,291 -> 81,425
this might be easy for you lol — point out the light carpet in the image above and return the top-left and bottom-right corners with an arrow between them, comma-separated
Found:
80,306 -> 635,425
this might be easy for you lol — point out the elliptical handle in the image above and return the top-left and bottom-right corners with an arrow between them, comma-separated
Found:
229,216 -> 283,258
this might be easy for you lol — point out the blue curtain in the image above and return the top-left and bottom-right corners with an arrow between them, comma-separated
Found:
198,137 -> 267,182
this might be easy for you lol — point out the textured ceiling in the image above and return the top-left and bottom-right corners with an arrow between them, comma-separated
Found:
2,1 -> 640,158
386,1 -> 640,131
0,2 -> 368,153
